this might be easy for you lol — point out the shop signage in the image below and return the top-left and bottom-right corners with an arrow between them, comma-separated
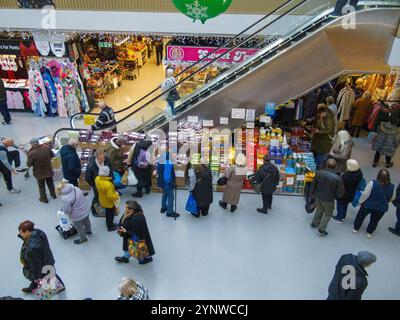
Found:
246,122 -> 255,129
0,42 -> 21,54
231,108 -> 246,119
246,109 -> 255,122
99,42 -> 113,48
167,45 -> 260,64
220,117 -> 229,125
203,120 -> 214,127
188,116 -> 198,123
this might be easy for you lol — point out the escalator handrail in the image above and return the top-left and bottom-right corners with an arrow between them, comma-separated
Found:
69,0 -> 295,122
58,1 -> 399,139
108,0 -> 311,128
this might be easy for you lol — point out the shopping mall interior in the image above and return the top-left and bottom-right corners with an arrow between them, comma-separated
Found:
0,0 -> 399,301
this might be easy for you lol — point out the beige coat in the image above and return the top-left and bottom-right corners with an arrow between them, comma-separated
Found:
222,165 -> 246,205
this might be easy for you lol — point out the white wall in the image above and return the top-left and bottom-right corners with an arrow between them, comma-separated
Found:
0,9 -> 311,36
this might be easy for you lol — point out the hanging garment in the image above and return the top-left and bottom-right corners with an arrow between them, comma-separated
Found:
32,89 -> 47,117
28,68 -> 49,105
19,41 -> 39,58
337,86 -> 355,122
63,78 -> 80,116
54,79 -> 67,118
23,91 -> 32,109
41,67 -> 58,115
6,91 -> 25,110
303,91 -> 320,120
76,76 -> 89,112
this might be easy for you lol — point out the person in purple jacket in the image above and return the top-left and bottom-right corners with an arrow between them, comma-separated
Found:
56,181 -> 92,244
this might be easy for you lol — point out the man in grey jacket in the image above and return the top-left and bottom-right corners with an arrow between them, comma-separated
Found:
311,159 -> 345,236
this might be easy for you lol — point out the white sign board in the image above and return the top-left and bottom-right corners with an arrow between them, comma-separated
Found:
231,108 -> 246,119
246,122 -> 255,129
260,115 -> 272,124
188,116 -> 198,123
203,120 -> 214,127
246,109 -> 256,122
220,117 -> 229,125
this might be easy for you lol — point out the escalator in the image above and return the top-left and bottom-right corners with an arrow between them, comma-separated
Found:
55,0 -> 400,140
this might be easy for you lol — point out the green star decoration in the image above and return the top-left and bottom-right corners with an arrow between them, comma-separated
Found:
173,0 -> 233,24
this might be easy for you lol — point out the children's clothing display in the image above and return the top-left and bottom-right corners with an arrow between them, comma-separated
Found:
6,91 -> 25,110
26,57 -> 89,117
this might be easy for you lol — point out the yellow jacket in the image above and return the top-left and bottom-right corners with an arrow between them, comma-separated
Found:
95,176 -> 119,209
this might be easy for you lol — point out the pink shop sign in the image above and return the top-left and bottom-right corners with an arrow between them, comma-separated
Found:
167,45 -> 260,64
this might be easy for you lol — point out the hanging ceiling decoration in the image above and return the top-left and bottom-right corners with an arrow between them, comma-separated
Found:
172,0 -> 233,24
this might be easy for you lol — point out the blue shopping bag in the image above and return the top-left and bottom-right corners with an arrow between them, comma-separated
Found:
352,177 -> 367,207
185,192 -> 198,216
113,171 -> 126,189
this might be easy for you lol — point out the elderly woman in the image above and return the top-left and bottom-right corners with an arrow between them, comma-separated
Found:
115,200 -> 155,265
56,181 -> 92,244
219,153 -> 247,213
372,108 -> 400,168
328,130 -> 354,173
350,91 -> 372,138
117,277 -> 149,300
189,164 -> 213,217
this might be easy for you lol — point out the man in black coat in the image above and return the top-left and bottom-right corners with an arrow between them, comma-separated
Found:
60,138 -> 81,187
0,78 -> 12,125
255,156 -> 280,214
115,201 -> 155,265
85,149 -> 113,216
18,220 -> 65,294
328,251 -> 376,300
131,139 -> 153,198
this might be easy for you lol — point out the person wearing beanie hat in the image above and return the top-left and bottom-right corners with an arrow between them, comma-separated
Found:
95,165 -> 119,231
334,159 -> 364,223
107,136 -> 129,175
328,251 -> 377,300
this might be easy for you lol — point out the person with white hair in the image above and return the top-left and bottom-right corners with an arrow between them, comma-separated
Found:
95,165 -> 119,231
117,277 -> 149,300
60,138 -> 81,187
91,101 -> 117,133
161,68 -> 179,117
219,153 -> 248,213
334,159 -> 363,223
328,130 -> 353,173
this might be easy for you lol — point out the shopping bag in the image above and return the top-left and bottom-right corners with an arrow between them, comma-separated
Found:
217,176 -> 228,186
367,131 -> 377,145
57,210 -> 72,232
113,171 -> 126,189
121,170 -> 129,185
352,178 -> 367,207
185,192 -> 198,216
305,193 -> 316,214
127,168 -> 138,186
32,276 -> 65,300
128,234 -> 149,261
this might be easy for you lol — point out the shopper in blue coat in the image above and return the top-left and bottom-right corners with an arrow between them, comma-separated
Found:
353,169 -> 395,239
157,151 -> 178,218
60,139 -> 81,187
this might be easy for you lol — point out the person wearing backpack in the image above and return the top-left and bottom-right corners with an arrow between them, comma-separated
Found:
131,139 -> 153,198
353,169 -> 395,239
389,183 -> 400,237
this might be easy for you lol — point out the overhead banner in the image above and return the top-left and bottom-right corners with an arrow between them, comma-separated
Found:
167,45 -> 260,64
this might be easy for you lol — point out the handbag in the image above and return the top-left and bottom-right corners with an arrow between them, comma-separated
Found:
113,171 -> 126,189
305,193 -> 316,214
168,87 -> 180,101
128,234 -> 149,261
217,176 -> 228,186
254,173 -> 270,194
185,192 -> 198,216
32,276 -> 65,300
127,168 -> 138,186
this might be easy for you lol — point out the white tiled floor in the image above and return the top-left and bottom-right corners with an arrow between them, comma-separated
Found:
0,114 -> 399,300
